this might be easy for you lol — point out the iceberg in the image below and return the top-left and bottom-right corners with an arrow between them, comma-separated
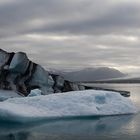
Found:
0,90 -> 137,123
0,49 -> 89,96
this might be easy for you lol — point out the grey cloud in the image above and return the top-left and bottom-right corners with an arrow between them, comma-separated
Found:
33,4 -> 140,35
0,0 -> 140,73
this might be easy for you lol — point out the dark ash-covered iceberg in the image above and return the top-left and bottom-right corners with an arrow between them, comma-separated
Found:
0,49 -> 85,96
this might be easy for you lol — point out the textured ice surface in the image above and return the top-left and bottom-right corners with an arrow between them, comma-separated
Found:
0,90 -> 137,123
9,52 -> 29,74
29,65 -> 54,94
0,90 -> 21,101
28,89 -> 42,97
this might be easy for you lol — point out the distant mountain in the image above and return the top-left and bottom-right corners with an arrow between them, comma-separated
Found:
61,67 -> 126,82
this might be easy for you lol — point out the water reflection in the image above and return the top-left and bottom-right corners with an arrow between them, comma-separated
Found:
0,84 -> 140,140
0,115 -> 135,140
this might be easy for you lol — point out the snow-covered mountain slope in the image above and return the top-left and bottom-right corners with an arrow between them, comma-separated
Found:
62,67 -> 126,82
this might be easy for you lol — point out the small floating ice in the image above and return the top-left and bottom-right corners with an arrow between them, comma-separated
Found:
0,90 -> 137,123
28,89 -> 42,97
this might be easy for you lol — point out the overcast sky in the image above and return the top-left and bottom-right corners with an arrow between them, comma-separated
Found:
0,0 -> 140,74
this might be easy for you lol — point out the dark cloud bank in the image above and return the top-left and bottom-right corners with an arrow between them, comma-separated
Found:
0,0 -> 140,74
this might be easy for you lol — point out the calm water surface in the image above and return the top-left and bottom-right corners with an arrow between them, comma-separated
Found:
0,84 -> 140,140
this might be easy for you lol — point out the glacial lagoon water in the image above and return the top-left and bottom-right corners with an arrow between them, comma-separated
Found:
0,84 -> 140,140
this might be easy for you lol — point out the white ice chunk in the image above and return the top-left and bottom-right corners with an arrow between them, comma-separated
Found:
28,89 -> 42,97
9,52 -> 29,74
29,65 -> 54,94
0,50 -> 9,67
0,90 -> 137,123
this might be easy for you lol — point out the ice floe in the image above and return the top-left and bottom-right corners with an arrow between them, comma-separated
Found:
0,90 -> 137,123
